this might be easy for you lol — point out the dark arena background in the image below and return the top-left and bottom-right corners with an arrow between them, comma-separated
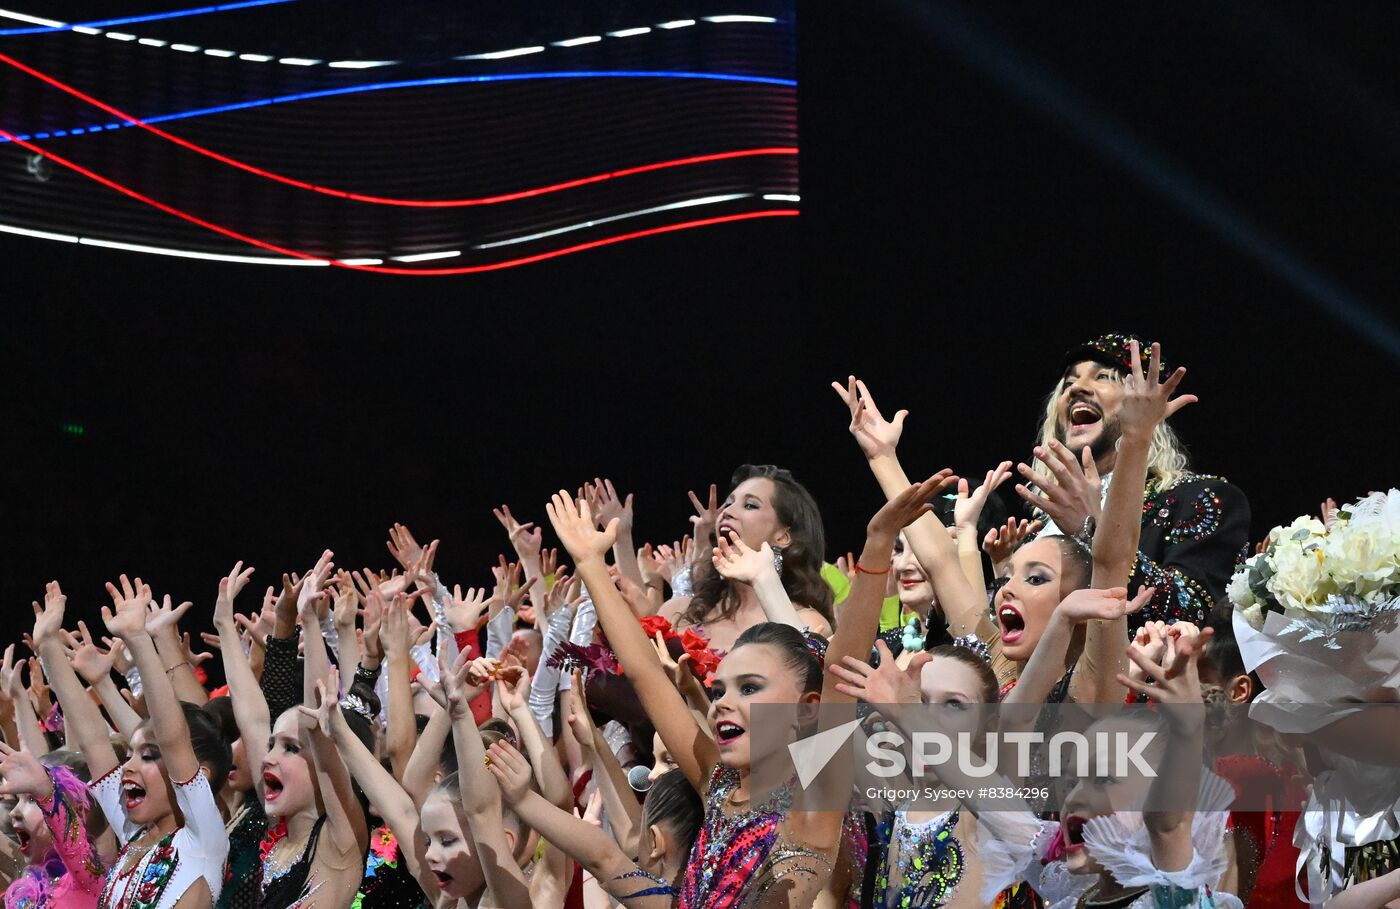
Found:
2,0 -> 1397,625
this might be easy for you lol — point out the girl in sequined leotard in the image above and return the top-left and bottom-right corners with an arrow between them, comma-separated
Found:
547,476 -> 953,909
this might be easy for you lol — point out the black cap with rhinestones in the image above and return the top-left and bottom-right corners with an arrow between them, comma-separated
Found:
1061,332 -> 1165,375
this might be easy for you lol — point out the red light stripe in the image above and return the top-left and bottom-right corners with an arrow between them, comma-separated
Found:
0,51 -> 797,206
0,127 -> 797,274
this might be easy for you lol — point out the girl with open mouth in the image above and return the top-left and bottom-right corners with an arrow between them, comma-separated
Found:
30,576 -> 231,909
548,474 -> 951,909
212,556 -> 373,909
0,741 -> 107,909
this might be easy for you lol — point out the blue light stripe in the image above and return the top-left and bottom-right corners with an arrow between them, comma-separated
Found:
0,0 -> 297,36
1,70 -> 796,142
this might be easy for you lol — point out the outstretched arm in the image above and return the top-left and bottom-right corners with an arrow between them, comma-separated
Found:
64,623 -> 141,741
711,534 -> 804,629
547,491 -> 717,792
102,576 -> 199,783
499,672 -> 572,811
445,652 -> 531,907
325,698 -> 436,899
214,563 -> 271,799
33,584 -> 118,779
299,669 -> 369,868
488,740 -> 669,909
1074,342 -> 1196,705
831,378 -> 1000,649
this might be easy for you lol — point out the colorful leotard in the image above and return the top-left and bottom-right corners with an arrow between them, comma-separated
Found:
677,765 -> 832,909
93,768 -> 229,909
4,766 -> 104,909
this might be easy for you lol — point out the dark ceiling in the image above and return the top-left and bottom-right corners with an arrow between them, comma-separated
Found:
2,1 -> 1396,632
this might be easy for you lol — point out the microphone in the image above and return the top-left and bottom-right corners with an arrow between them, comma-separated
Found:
627,765 -> 654,793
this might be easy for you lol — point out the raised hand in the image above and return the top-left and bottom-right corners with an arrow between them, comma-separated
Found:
440,650 -> 486,718
983,518 -> 1043,573
376,591 -> 410,656
590,478 -> 634,533
297,669 -> 340,737
403,540 -> 440,590
180,633 -> 214,669
831,376 -> 907,461
0,645 -> 23,705
146,594 -> 195,637
687,484 -> 720,544
546,490 -> 618,566
828,640 -> 928,704
331,570 -> 359,629
489,558 -> 532,617
26,659 -> 52,718
563,670 -> 598,753
1320,497 -> 1340,531
542,574 -> 582,621
711,533 -> 778,586
215,562 -> 256,630
655,540 -> 694,582
638,544 -> 667,590
494,505 -> 543,561
577,789 -> 604,829
360,591 -> 385,663
498,671 -> 530,714
101,637 -> 134,674
387,523 -> 426,572
297,550 -> 335,621
954,462 -> 1013,532
485,739 -> 533,805
867,472 -> 958,541
540,547 -> 563,581
1118,341 -> 1196,441
102,575 -> 154,640
1055,586 -> 1153,625
64,622 -> 115,684
0,741 -> 53,799
1118,624 -> 1212,715
1015,439 -> 1102,534
444,585 -> 489,633
834,552 -> 858,583
31,581 -> 68,646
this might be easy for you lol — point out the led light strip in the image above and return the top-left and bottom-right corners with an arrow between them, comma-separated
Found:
0,53 -> 796,147
474,194 -> 751,248
0,7 -> 778,70
0,0 -> 295,35
0,127 -> 798,275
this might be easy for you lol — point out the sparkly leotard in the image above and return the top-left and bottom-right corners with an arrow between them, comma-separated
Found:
678,765 -> 832,909
874,809 -> 964,909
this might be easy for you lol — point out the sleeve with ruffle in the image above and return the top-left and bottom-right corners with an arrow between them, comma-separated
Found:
976,810 -> 1061,904
1080,771 -> 1237,903
38,772 -> 104,894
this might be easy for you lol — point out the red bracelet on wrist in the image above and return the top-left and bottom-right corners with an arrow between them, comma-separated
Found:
855,562 -> 891,576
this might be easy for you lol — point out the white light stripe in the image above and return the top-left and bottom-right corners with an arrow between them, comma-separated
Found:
476,194 -> 750,249
327,59 -> 396,69
77,237 -> 327,265
657,19 -> 696,29
203,48 -> 235,57
137,37 -> 167,46
0,223 -> 78,242
71,25 -> 101,34
170,43 -> 200,52
552,35 -> 601,47
703,15 -> 777,23
608,27 -> 651,37
277,57 -> 320,65
105,31 -> 136,41
337,258 -> 383,265
762,194 -> 800,202
392,250 -> 461,262
457,46 -> 544,60
238,53 -> 273,61
0,9 -> 67,27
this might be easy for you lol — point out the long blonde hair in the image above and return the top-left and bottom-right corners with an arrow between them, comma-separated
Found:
1031,376 -> 1189,492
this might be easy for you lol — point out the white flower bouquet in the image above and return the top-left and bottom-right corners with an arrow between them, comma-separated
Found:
1230,489 -> 1400,643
